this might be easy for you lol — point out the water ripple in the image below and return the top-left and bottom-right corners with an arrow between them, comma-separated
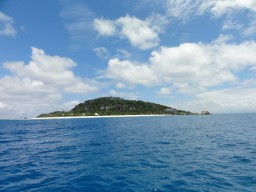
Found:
0,114 -> 256,191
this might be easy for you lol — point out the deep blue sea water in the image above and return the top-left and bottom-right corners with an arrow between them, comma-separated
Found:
0,114 -> 256,192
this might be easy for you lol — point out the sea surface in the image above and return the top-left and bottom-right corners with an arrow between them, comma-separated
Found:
0,114 -> 256,192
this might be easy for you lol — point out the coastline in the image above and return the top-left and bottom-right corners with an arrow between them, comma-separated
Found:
30,114 -> 166,120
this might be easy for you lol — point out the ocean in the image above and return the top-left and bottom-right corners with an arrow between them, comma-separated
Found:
0,114 -> 256,192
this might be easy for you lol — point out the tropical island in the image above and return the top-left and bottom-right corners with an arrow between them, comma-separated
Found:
37,97 -> 195,118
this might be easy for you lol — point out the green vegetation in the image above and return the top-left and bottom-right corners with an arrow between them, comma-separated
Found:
37,97 -> 194,117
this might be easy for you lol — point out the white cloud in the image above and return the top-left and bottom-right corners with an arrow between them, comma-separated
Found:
3,47 -> 97,92
165,0 -> 203,19
213,41 -> 256,70
0,47 -> 98,118
105,58 -> 159,86
116,15 -> 160,50
203,1 -> 256,38
0,76 -> 62,119
102,38 -> 256,114
165,0 -> 256,19
104,40 -> 256,93
201,0 -> 256,16
94,18 -> 116,36
154,0 -> 256,40
94,14 -> 165,50
0,11 -> 16,37
150,43 -> 235,87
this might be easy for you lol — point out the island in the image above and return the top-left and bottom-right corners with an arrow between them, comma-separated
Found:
37,97 -> 195,118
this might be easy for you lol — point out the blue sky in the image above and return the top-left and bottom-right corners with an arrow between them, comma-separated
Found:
1,0 -> 256,118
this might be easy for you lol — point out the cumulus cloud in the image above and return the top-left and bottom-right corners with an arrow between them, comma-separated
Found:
104,40 -> 256,93
0,76 -> 62,119
94,14 -> 167,50
4,47 -> 97,93
0,47 -> 98,118
105,58 -> 159,86
0,11 -> 16,37
116,15 -> 160,50
150,44 -> 236,86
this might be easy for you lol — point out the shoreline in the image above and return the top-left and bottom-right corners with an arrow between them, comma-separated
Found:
30,114 -> 166,120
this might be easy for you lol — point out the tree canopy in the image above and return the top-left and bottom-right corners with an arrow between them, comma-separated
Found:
37,97 -> 192,117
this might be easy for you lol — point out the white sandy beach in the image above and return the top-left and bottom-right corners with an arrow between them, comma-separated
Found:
30,114 -> 165,120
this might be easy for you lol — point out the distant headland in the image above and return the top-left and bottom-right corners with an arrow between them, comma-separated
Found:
37,97 -> 197,118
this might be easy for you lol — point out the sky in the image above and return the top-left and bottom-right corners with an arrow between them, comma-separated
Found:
1,0 -> 256,118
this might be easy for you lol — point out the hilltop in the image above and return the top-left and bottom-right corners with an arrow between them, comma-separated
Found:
37,97 -> 193,117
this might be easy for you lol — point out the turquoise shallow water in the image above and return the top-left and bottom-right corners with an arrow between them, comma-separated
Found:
0,114 -> 256,191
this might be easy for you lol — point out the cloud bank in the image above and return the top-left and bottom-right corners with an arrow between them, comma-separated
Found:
0,47 -> 98,118
105,41 -> 256,87
104,40 -> 256,112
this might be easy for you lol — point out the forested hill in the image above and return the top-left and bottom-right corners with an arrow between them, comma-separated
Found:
37,97 -> 193,117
